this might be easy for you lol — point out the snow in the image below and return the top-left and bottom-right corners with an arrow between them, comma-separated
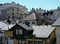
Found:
32,25 -> 55,38
0,21 -> 15,30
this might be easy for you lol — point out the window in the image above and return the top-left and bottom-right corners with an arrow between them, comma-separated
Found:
20,13 -> 22,16
18,41 -> 26,44
16,30 -> 18,34
16,29 -> 22,35
32,22 -> 35,24
17,13 -> 18,15
12,13 -> 14,15
19,30 -> 22,35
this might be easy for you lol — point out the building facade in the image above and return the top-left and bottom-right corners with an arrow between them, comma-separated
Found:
0,2 -> 28,20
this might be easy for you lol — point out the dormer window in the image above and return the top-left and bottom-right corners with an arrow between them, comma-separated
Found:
16,29 -> 22,35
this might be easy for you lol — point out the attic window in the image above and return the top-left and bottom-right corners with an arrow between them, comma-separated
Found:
16,29 -> 22,35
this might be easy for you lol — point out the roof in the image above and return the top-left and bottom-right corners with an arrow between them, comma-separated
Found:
32,25 -> 55,38
21,13 -> 36,21
17,23 -> 33,30
52,17 -> 60,27
9,23 -> 33,31
0,21 -> 15,30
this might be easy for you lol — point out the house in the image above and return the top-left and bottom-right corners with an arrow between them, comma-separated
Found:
52,17 -> 60,44
26,25 -> 56,44
4,23 -> 33,44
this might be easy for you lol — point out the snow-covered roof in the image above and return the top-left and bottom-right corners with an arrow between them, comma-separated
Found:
32,25 -> 55,38
0,21 -> 15,30
52,17 -> 60,27
21,13 -> 36,21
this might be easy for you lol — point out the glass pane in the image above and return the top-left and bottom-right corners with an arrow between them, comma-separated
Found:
16,30 -> 19,34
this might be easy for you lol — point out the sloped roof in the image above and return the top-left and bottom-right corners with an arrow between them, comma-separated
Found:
17,23 -> 33,30
21,13 -> 36,21
0,21 -> 15,30
52,17 -> 60,27
0,21 -> 32,31
32,25 -> 55,38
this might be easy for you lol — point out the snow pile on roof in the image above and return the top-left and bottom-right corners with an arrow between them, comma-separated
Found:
0,21 -> 15,30
32,25 -> 55,38
52,17 -> 60,26
21,13 -> 36,21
